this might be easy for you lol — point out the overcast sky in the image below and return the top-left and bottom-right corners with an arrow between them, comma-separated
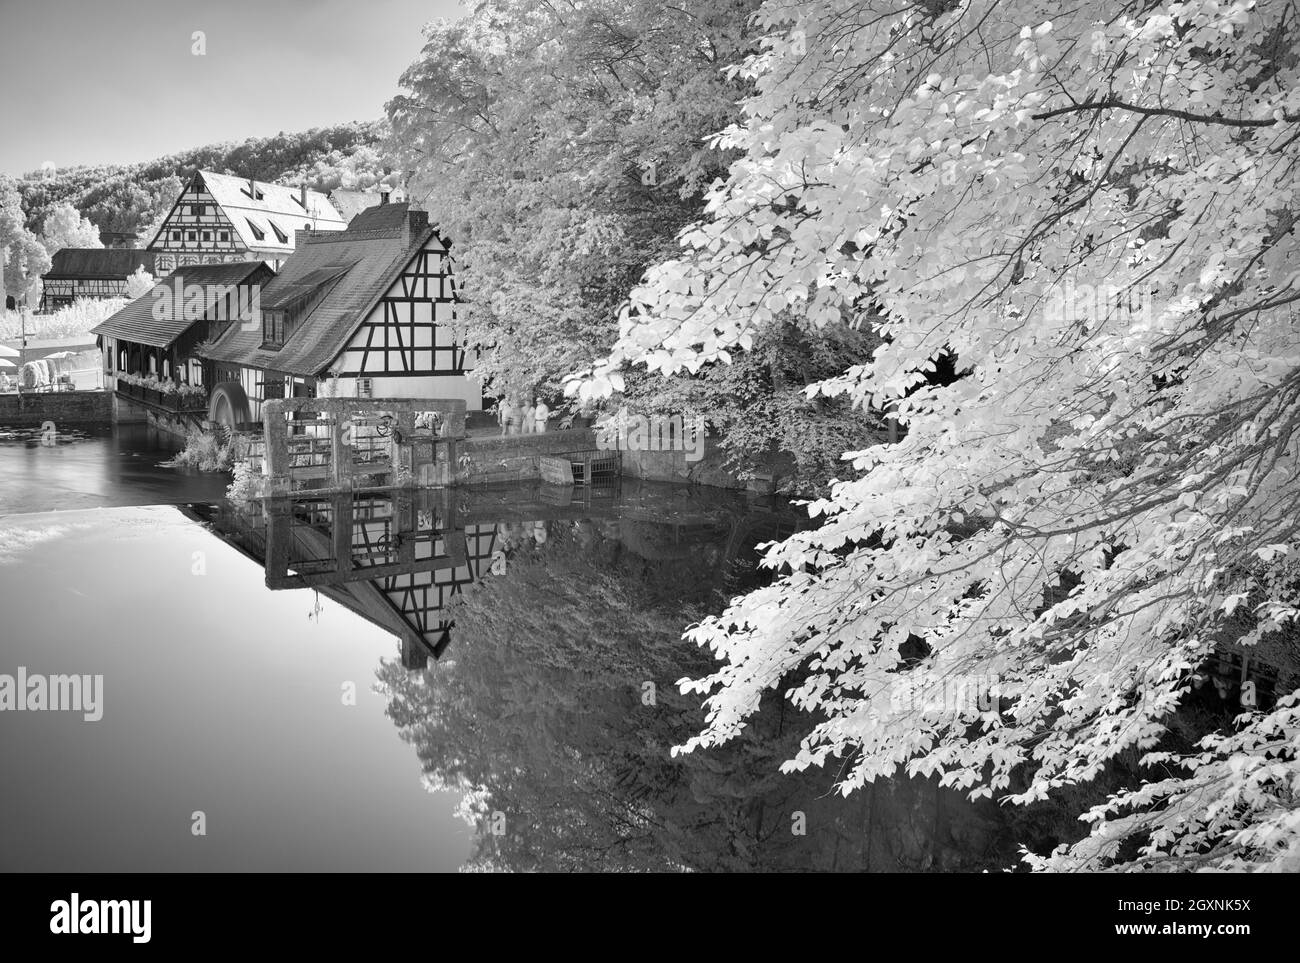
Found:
0,0 -> 464,175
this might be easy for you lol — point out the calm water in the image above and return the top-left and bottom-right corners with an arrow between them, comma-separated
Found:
0,422 -> 229,514
0,437 -> 1033,871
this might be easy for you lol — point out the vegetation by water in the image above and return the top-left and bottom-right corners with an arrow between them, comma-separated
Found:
162,427 -> 235,473
381,1 -> 1300,871
374,506 -> 1031,871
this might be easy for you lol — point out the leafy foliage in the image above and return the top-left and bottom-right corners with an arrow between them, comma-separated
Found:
0,297 -> 125,340
579,0 -> 1300,871
387,1 -> 760,396
40,202 -> 101,251
388,0 -> 874,492
376,503 -> 1028,870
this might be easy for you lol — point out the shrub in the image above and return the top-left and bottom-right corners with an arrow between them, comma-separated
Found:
163,426 -> 234,472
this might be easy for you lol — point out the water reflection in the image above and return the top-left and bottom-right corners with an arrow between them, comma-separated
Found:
197,481 -> 1027,871
0,422 -> 229,514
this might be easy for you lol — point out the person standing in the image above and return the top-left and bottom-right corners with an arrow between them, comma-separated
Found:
500,396 -> 522,436
533,396 -> 550,434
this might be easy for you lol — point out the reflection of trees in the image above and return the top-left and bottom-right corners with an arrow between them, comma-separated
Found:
377,517 -> 1020,871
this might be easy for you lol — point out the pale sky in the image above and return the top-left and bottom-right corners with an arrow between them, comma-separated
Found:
0,0 -> 466,175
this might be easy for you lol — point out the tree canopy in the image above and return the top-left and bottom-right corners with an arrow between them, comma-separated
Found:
570,0 -> 1300,871
388,0 -> 881,492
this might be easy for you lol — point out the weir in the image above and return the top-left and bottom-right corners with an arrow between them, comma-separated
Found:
260,397 -> 466,495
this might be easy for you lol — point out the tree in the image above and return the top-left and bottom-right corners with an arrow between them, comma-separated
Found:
0,175 -> 24,253
3,231 -> 51,308
40,202 -> 102,251
387,0 -> 763,405
578,0 -> 1300,871
124,265 -> 154,300
376,505 -> 1020,870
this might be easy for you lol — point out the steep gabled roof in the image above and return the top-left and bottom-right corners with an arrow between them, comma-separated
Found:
42,248 -> 158,280
90,261 -> 272,348
167,171 -> 347,253
199,202 -> 440,376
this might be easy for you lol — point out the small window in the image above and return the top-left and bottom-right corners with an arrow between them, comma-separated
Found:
201,231 -> 211,242
246,218 -> 265,242
356,378 -> 372,399
218,230 -> 229,242
186,231 -> 196,242
171,230 -> 181,241
262,310 -> 285,348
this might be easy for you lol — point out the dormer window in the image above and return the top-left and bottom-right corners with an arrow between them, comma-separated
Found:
246,218 -> 265,242
262,310 -> 286,348
269,221 -> 289,244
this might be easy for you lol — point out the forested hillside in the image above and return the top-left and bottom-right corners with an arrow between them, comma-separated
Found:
12,120 -> 391,239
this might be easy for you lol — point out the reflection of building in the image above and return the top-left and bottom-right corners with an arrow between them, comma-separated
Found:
191,481 -> 800,672
191,491 -> 500,670
146,170 -> 346,276
38,248 -> 159,311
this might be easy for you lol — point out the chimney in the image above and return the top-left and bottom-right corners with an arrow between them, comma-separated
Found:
407,209 -> 429,246
299,184 -> 307,208
380,186 -> 391,205
248,176 -> 257,199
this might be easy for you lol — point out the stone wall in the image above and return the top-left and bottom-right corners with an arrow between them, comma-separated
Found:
459,428 -> 601,485
0,390 -> 113,426
618,435 -> 769,491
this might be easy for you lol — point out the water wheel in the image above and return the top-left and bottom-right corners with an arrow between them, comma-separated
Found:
208,381 -> 251,429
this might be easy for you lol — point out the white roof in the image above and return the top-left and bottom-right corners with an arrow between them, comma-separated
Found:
195,171 -> 348,253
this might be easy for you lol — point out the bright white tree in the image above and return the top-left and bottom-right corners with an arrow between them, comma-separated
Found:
3,232 -> 51,308
124,264 -> 154,300
40,202 -> 102,252
574,0 -> 1300,870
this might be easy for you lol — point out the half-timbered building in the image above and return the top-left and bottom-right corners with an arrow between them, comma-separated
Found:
146,170 -> 346,277
38,248 -> 158,311
91,260 -> 275,392
198,201 -> 479,424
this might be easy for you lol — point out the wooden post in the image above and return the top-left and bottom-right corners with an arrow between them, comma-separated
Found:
331,399 -> 349,492
263,401 -> 290,496
333,491 -> 353,579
